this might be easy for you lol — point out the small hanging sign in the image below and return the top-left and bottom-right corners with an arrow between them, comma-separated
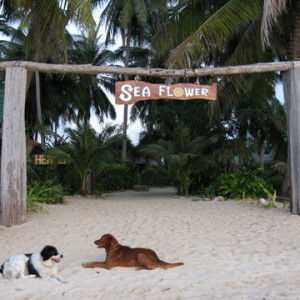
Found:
115,80 -> 217,104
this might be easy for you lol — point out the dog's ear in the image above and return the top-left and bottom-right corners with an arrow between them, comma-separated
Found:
109,235 -> 118,246
41,245 -> 58,260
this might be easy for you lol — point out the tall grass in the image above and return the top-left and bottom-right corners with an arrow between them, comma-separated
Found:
27,180 -> 64,211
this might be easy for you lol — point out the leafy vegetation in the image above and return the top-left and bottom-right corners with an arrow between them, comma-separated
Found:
216,168 -> 274,200
140,166 -> 172,186
27,180 -> 64,211
140,127 -> 217,196
92,162 -> 138,192
46,122 -> 121,195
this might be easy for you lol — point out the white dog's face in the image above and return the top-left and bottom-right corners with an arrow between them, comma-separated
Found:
40,245 -> 63,267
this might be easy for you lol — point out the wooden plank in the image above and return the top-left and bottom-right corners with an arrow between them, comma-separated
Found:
0,67 -> 27,226
283,67 -> 300,214
0,61 -> 295,77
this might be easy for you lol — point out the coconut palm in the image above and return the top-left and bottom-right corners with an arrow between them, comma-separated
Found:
67,24 -> 116,126
140,127 -> 216,196
47,121 -> 121,195
150,0 -> 290,191
0,0 -> 97,146
260,0 -> 297,59
232,75 -> 287,168
98,0 -> 167,161
156,0 -> 298,67
0,0 -> 95,62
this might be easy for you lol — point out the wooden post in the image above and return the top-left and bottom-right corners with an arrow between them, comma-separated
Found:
283,63 -> 300,215
0,67 -> 27,226
121,104 -> 128,162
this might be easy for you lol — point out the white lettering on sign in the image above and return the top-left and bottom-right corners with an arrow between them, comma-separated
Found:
115,81 -> 217,104
158,85 -> 209,97
184,87 -> 209,97
158,85 -> 166,96
120,84 -> 151,102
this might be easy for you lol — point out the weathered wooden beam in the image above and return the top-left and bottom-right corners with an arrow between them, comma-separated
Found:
0,60 -> 295,77
283,67 -> 300,214
0,67 -> 27,226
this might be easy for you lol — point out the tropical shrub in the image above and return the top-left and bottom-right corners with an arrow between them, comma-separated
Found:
140,127 -> 216,196
46,122 -> 121,195
140,166 -> 172,186
27,180 -> 64,211
93,162 -> 138,192
197,184 -> 218,198
27,163 -> 80,195
216,168 -> 274,200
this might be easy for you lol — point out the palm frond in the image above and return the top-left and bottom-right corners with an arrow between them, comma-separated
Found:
261,0 -> 287,49
165,0 -> 262,68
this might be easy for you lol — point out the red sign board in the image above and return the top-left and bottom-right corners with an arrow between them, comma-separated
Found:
115,81 -> 217,104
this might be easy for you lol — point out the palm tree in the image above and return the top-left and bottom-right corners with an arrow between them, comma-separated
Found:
0,0 -> 95,62
152,0 -> 291,196
235,81 -> 287,168
0,0 -> 96,145
260,0 -> 299,60
156,0 -> 298,67
47,121 -> 121,195
140,127 -> 216,196
67,24 -> 116,126
98,0 -> 166,162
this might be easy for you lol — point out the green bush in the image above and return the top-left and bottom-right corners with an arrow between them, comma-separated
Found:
216,168 -> 274,200
93,162 -> 138,192
260,166 -> 284,194
27,163 -> 57,184
140,166 -> 172,186
197,184 -> 218,198
27,163 -> 80,195
27,180 -> 64,211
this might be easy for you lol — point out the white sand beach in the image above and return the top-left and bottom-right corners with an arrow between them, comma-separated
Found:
1,187 -> 300,300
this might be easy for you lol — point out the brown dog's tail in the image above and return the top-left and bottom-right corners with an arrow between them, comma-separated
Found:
158,260 -> 184,268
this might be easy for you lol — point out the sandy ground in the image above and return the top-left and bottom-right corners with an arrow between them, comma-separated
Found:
1,187 -> 300,300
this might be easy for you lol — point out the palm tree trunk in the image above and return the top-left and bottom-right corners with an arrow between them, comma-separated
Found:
289,1 -> 300,60
282,151 -> 290,197
121,28 -> 132,162
80,173 -> 89,195
259,146 -> 265,168
35,71 -> 45,149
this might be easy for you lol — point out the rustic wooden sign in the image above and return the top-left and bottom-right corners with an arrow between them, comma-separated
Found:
115,80 -> 217,104
33,154 -> 68,165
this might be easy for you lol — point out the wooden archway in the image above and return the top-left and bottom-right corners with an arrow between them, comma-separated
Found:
0,60 -> 298,226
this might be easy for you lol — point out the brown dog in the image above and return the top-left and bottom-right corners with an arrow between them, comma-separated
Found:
82,234 -> 184,270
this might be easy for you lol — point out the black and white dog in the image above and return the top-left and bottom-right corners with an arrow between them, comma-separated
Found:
0,245 -> 67,283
